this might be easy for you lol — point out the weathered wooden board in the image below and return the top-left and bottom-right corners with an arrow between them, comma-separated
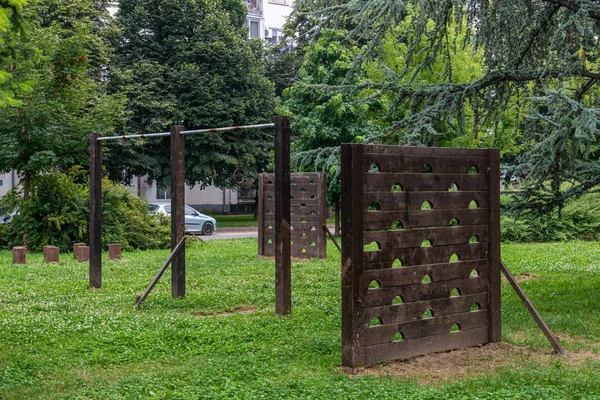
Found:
341,144 -> 501,368
259,172 -> 327,259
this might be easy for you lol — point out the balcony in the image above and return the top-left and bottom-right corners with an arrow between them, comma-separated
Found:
246,0 -> 261,15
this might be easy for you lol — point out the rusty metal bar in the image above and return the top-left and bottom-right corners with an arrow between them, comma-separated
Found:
96,123 -> 275,141
134,237 -> 187,309
323,224 -> 341,254
500,260 -> 564,355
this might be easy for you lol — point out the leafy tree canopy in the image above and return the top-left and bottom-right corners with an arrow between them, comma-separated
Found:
291,0 -> 600,216
107,0 -> 277,189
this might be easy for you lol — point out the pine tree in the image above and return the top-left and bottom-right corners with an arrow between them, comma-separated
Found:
292,0 -> 600,216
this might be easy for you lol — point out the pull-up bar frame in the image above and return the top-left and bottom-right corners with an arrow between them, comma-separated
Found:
89,118 -> 292,315
96,123 -> 276,142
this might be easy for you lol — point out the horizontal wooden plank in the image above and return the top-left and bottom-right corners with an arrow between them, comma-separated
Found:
364,226 -> 488,249
363,173 -> 488,192
291,237 -> 320,247
364,209 -> 489,230
292,244 -> 319,258
363,145 -> 490,157
264,199 -> 321,208
265,213 -> 320,223
364,191 -> 489,211
290,222 -> 320,231
364,292 -> 488,326
364,242 -> 488,266
363,153 -> 490,174
362,275 -> 489,308
364,310 -> 489,346
263,183 -> 320,192
363,261 -> 487,288
363,326 -> 489,365
261,173 -> 322,185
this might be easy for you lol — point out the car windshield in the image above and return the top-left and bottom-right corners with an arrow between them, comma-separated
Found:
185,206 -> 197,215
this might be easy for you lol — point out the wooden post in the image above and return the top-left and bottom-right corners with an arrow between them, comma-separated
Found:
341,144 -> 365,368
89,131 -> 102,288
170,124 -> 186,298
12,247 -> 26,264
73,243 -> 84,259
318,173 -> 327,258
257,173 -> 265,255
488,149 -> 502,342
43,246 -> 59,263
274,116 -> 291,316
108,244 -> 121,261
76,246 -> 90,262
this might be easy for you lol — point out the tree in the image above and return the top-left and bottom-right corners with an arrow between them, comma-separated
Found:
281,29 -> 384,230
0,0 -> 26,105
0,0 -> 125,245
292,0 -> 600,216
106,0 -> 277,189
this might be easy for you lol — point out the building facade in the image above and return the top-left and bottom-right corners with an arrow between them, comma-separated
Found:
246,0 -> 294,44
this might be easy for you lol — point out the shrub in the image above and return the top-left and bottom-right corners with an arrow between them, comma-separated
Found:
501,191 -> 600,242
0,170 -> 169,251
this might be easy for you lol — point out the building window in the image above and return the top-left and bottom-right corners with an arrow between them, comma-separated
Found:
249,20 -> 260,38
266,28 -> 282,44
0,180 -> 3,186
268,0 -> 288,5
157,187 -> 170,200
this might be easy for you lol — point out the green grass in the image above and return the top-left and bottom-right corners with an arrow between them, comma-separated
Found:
211,214 -> 258,228
1,240 -> 600,399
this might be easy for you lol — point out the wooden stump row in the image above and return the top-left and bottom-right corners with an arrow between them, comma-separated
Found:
11,243 -> 122,264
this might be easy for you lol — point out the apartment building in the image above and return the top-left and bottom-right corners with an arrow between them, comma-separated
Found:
246,0 -> 294,44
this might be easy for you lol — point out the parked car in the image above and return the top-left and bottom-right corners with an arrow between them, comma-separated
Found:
0,206 -> 16,224
148,202 -> 216,235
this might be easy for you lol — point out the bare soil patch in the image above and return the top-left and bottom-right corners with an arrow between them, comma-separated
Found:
357,342 -> 600,384
502,273 -> 539,283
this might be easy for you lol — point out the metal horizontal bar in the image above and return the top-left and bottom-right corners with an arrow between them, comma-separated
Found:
96,122 -> 275,141
97,132 -> 171,141
180,123 -> 275,135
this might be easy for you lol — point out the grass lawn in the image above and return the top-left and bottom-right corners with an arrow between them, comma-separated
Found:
211,214 -> 258,228
1,240 -> 599,399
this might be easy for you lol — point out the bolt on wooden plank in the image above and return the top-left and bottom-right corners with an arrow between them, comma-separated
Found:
341,144 -> 501,368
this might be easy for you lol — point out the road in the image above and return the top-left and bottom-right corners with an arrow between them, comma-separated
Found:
201,227 -> 258,240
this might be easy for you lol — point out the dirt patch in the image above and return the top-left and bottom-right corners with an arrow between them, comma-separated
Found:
357,342 -> 600,384
196,306 -> 258,318
502,273 -> 539,283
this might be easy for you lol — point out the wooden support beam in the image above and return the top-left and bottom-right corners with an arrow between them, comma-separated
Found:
108,244 -> 121,261
500,260 -> 564,355
135,237 -> 186,309
274,116 -> 291,316
323,224 -> 341,254
487,149 -> 502,342
89,131 -> 102,288
170,124 -> 186,298
43,246 -> 59,263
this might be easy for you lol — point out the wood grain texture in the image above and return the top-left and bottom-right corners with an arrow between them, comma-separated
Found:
170,125 -> 186,298
89,131 -> 102,288
341,144 -> 501,368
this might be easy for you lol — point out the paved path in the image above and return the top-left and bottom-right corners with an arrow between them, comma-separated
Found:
201,227 -> 258,240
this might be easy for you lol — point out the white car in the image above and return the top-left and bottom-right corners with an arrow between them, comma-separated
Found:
148,202 -> 217,235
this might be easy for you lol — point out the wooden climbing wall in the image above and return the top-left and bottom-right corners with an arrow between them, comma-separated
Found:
258,172 -> 327,259
341,144 -> 501,368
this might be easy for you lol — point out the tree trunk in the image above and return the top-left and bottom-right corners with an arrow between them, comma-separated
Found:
22,171 -> 31,248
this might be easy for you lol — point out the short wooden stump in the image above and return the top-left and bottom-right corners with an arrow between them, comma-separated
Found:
108,244 -> 121,261
12,247 -> 26,264
43,246 -> 59,263
76,245 -> 90,262
73,243 -> 85,259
